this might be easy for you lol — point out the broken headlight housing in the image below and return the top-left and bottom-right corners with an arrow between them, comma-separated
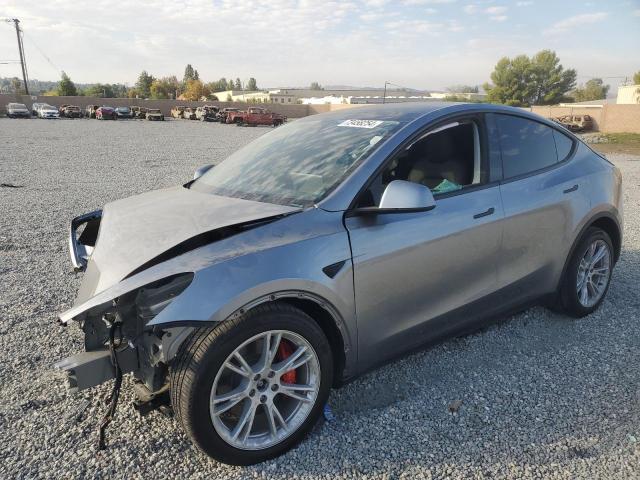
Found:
135,273 -> 194,325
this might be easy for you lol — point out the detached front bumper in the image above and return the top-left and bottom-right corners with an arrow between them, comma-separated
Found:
54,347 -> 138,393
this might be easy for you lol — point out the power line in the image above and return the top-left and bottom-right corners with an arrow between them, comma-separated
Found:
22,30 -> 61,74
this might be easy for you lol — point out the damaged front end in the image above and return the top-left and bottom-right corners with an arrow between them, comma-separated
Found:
55,270 -> 195,448
55,272 -> 194,394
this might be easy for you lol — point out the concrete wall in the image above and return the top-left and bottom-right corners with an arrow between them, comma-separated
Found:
0,94 -> 310,118
530,104 -> 640,134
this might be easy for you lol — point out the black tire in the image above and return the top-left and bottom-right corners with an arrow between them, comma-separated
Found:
559,227 -> 614,317
170,303 -> 333,465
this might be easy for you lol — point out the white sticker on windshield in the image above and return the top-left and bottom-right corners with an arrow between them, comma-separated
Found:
338,119 -> 384,129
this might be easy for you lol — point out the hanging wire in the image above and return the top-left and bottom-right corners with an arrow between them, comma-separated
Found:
22,30 -> 61,76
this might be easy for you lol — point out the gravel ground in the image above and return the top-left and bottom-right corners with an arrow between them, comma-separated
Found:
1,117 -> 639,479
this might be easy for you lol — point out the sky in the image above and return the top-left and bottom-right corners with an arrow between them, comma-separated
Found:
0,0 -> 638,91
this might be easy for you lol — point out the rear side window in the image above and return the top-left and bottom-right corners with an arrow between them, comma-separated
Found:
553,130 -> 574,161
495,114 -> 558,179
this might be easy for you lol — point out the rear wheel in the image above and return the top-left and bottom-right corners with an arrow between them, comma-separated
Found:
170,303 -> 333,465
559,227 -> 613,317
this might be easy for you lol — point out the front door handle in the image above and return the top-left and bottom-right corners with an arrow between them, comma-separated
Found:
473,207 -> 495,219
563,184 -> 579,194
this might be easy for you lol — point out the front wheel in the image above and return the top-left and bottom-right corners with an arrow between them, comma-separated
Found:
170,303 -> 333,465
559,227 -> 614,317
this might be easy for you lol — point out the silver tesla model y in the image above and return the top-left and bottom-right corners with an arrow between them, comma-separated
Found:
56,103 -> 622,464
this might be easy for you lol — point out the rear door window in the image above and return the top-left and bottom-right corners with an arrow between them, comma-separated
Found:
553,130 -> 575,162
495,114 -> 558,179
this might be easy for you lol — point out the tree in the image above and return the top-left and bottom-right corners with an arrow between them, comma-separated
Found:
83,84 -> 112,97
194,69 -> 199,81
135,70 -> 155,98
57,71 -> 77,96
484,50 -> 576,106
246,77 -> 258,91
227,78 -> 235,90
226,93 -> 233,101
634,71 -> 640,85
572,78 -> 610,102
10,77 -> 23,94
446,84 -> 478,93
181,79 -> 210,101
309,82 -> 323,90
235,78 -> 242,90
183,64 -> 196,83
150,76 -> 179,99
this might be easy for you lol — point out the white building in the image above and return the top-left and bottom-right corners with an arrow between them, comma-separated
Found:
616,85 -> 640,104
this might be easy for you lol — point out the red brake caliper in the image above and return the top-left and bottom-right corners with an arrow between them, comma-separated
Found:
276,340 -> 297,384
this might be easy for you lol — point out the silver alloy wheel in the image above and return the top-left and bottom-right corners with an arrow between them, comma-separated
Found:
209,330 -> 321,450
576,239 -> 611,308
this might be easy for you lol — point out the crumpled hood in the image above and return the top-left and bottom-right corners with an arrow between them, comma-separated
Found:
76,186 -> 299,302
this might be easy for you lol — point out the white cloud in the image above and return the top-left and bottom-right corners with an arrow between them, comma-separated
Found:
490,15 -> 508,21
633,9 -> 640,16
547,12 -> 609,33
463,4 -> 478,14
402,0 -> 456,4
485,6 -> 507,14
516,1 -> 533,6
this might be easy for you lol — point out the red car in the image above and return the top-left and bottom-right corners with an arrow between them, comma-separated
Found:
96,106 -> 117,120
226,107 -> 286,126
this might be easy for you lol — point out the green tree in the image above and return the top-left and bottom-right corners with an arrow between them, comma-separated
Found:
227,78 -> 235,90
150,76 -> 179,99
633,71 -> 640,85
446,84 -> 479,93
194,69 -> 199,81
235,77 -> 242,90
183,64 -> 196,83
83,83 -> 115,97
309,82 -> 323,90
484,50 -> 576,106
57,71 -> 77,96
572,78 -> 610,102
246,77 -> 258,91
135,71 -> 155,98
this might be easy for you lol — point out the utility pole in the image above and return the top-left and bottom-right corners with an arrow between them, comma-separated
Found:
12,19 -> 29,95
383,81 -> 388,104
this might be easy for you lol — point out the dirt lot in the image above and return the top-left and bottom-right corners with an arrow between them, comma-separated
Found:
1,118 -> 639,479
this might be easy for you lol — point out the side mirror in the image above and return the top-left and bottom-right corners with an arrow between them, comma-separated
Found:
193,164 -> 214,180
350,180 -> 436,216
379,180 -> 435,211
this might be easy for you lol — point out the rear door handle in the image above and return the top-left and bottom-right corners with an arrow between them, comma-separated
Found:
473,207 -> 495,219
563,184 -> 579,194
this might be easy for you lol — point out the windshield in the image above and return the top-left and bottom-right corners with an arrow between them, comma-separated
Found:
191,116 -> 404,207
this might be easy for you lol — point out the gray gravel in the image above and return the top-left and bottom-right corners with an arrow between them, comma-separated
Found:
1,117 -> 639,479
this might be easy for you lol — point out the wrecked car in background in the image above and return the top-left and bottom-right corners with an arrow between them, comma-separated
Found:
226,107 -> 286,127
60,105 -> 83,118
85,105 -> 100,119
146,108 -> 165,121
36,104 -> 60,119
171,106 -> 186,119
553,114 -> 594,132
55,103 -> 622,466
183,107 -> 197,120
96,106 -> 117,120
5,102 -> 31,118
115,106 -> 134,119
196,105 -> 219,122
216,107 -> 240,123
